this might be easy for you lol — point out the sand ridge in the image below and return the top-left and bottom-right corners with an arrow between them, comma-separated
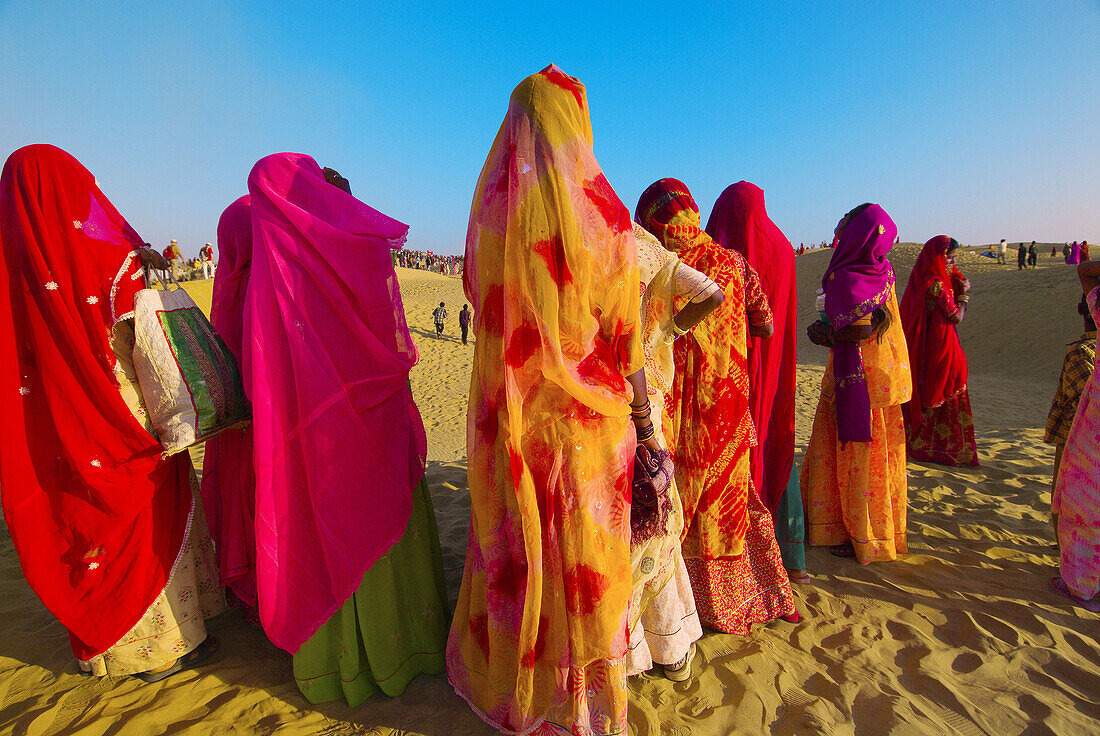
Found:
0,250 -> 1097,735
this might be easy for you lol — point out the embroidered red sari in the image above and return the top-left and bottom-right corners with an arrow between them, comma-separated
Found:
899,236 -> 978,466
0,145 -> 192,659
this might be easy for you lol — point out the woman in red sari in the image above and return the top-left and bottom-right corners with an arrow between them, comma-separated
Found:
0,144 -> 221,679
705,181 -> 806,583
899,235 -> 979,466
636,178 -> 797,634
200,196 -> 258,613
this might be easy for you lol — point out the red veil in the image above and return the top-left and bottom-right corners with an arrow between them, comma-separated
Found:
899,235 -> 968,424
199,196 -> 258,607
706,181 -> 796,514
0,145 -> 191,659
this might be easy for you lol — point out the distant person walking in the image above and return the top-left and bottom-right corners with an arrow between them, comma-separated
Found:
1028,241 -> 1038,268
1082,241 -> 1091,262
164,239 -> 183,280
996,239 -> 1007,265
200,242 -> 215,279
1017,242 -> 1027,270
432,301 -> 447,339
458,304 -> 470,344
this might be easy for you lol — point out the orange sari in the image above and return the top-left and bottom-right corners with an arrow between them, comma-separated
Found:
801,290 -> 912,563
447,66 -> 642,735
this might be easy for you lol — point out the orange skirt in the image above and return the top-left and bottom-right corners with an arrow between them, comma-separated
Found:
800,398 -> 908,564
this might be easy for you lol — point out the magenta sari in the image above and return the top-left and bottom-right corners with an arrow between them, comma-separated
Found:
200,196 -> 258,607
245,153 -> 427,653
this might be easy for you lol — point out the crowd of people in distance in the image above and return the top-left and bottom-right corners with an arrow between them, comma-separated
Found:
146,238 -> 218,283
0,63 -> 1097,736
392,247 -> 463,274
983,238 -> 1091,268
795,241 -> 830,254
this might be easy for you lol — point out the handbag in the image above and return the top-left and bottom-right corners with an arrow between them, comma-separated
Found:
630,445 -> 675,545
132,277 -> 251,455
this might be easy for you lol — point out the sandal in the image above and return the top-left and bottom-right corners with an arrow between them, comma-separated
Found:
1048,576 -> 1100,613
830,542 -> 857,559
131,637 -> 218,683
661,643 -> 696,682
780,610 -> 802,623
786,568 -> 811,584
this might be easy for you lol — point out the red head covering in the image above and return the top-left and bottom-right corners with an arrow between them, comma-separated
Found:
635,177 -> 708,253
0,144 -> 192,659
244,152 -> 426,653
900,235 -> 968,416
199,195 -> 258,607
706,181 -> 796,514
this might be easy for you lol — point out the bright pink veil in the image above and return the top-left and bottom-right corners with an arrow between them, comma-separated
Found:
245,152 -> 426,653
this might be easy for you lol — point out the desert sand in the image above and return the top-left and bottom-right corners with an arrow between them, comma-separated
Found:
2,245 -> 1098,735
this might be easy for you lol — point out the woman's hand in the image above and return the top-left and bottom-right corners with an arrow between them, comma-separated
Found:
637,432 -> 662,457
807,320 -> 833,347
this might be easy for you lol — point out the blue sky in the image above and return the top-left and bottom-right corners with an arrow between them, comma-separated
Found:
2,2 -> 1097,255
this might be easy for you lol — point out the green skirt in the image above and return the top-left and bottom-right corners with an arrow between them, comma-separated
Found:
775,463 -> 806,571
293,477 -> 449,706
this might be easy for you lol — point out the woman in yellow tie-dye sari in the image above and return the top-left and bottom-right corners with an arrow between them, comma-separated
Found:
446,66 -> 645,735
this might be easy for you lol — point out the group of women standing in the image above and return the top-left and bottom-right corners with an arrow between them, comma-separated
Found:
0,144 -> 449,699
7,62 -> 1095,736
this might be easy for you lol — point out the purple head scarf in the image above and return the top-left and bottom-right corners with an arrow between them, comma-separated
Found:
821,204 -> 897,443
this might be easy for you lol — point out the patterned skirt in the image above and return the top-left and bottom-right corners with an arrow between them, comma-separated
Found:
905,390 -> 979,466
802,400 -> 909,565
684,491 -> 795,635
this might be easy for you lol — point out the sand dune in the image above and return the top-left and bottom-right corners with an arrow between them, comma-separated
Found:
1,251 -> 1097,735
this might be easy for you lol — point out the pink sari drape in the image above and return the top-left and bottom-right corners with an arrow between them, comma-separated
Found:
245,152 -> 426,653
706,181 -> 796,514
200,195 -> 258,607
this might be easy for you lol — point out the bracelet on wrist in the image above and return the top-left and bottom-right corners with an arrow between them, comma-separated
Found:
635,422 -> 656,442
670,317 -> 688,337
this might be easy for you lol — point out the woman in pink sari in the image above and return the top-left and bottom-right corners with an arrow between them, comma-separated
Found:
1049,259 -> 1100,612
240,153 -> 448,704
706,181 -> 806,582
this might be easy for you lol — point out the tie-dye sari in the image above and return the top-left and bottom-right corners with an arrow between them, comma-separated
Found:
636,179 -> 795,634
447,66 -> 643,735
635,179 -> 753,560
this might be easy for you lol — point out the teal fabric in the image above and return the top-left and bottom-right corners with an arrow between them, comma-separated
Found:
775,463 -> 806,571
293,478 -> 449,706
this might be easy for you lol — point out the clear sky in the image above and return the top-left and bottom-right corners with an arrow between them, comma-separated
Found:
2,2 -> 1098,255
